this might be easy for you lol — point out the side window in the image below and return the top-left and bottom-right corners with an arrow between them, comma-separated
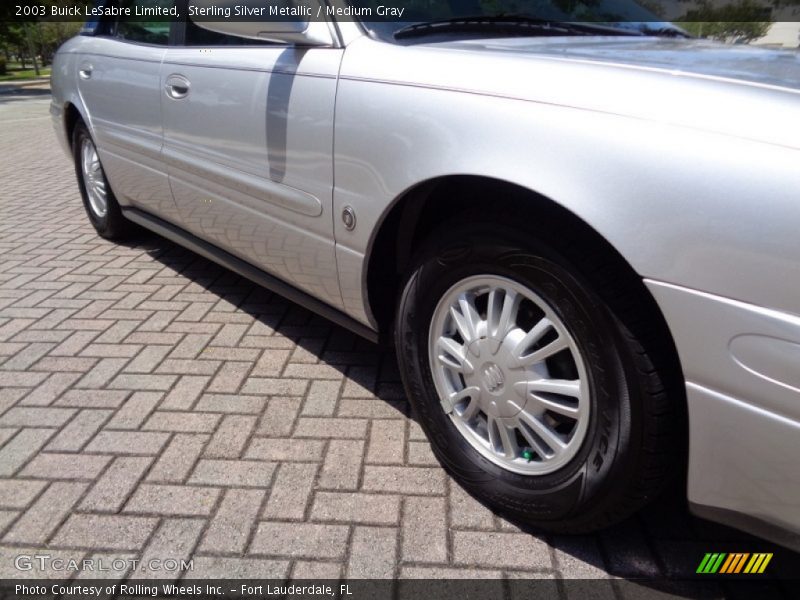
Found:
114,0 -> 172,45
183,18 -> 274,46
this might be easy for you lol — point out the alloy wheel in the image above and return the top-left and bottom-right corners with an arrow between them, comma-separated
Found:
428,274 -> 590,475
80,137 -> 108,218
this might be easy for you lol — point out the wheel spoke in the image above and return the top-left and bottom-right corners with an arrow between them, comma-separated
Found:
529,393 -> 580,418
516,421 -> 552,459
435,336 -> 474,375
450,386 -> 482,420
459,397 -> 481,421
449,292 -> 482,346
487,416 -> 518,459
517,410 -> 567,455
528,378 -> 582,399
511,318 -> 553,362
487,288 -> 519,340
497,423 -> 519,459
516,335 -> 569,367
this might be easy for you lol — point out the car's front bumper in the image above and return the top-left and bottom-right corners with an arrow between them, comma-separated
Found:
646,280 -> 800,550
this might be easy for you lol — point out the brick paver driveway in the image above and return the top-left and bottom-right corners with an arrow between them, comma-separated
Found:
0,91 -> 796,595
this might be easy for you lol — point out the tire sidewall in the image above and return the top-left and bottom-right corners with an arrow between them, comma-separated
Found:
396,228 -> 637,523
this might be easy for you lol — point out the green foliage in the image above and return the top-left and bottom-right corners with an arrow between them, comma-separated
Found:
0,66 -> 52,81
0,1 -> 84,67
636,0 -> 666,18
678,1 -> 773,43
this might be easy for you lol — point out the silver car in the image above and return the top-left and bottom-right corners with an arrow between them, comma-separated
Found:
51,0 -> 800,547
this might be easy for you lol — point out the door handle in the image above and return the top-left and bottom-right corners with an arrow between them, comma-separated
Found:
165,75 -> 190,99
78,63 -> 93,80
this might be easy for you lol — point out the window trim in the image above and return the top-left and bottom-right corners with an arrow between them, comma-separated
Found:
91,0 -> 344,49
93,0 -> 173,47
171,0 -> 342,48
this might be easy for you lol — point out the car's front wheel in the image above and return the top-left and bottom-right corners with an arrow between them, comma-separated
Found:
395,221 -> 679,532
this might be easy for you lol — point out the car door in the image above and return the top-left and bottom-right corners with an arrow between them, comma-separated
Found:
76,0 -> 179,222
159,10 -> 345,309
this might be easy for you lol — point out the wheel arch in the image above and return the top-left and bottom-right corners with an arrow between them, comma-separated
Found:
63,101 -> 86,149
365,174 -> 686,414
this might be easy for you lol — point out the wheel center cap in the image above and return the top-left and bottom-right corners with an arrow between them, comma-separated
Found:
481,362 -> 505,394
465,339 -> 528,418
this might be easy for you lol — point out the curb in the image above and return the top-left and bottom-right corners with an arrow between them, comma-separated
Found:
0,78 -> 51,95
2,77 -> 51,87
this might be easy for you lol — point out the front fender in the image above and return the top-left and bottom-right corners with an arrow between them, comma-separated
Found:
333,63 -> 800,329
50,38 -> 95,157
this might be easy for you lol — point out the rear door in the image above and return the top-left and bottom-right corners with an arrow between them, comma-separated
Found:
159,9 -> 345,308
76,0 -> 179,222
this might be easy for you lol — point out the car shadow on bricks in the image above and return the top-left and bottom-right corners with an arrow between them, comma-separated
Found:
115,228 -> 409,417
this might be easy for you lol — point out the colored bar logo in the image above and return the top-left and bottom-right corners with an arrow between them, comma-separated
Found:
696,553 -> 773,574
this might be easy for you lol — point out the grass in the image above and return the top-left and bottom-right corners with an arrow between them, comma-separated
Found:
0,64 -> 52,82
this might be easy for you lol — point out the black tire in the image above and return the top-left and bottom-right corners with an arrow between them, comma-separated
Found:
395,220 -> 680,533
72,121 -> 131,240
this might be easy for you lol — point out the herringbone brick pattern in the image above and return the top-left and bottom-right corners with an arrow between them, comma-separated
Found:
0,93 -> 790,591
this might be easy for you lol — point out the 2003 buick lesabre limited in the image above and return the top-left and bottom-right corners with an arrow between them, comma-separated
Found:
51,0 -> 800,547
